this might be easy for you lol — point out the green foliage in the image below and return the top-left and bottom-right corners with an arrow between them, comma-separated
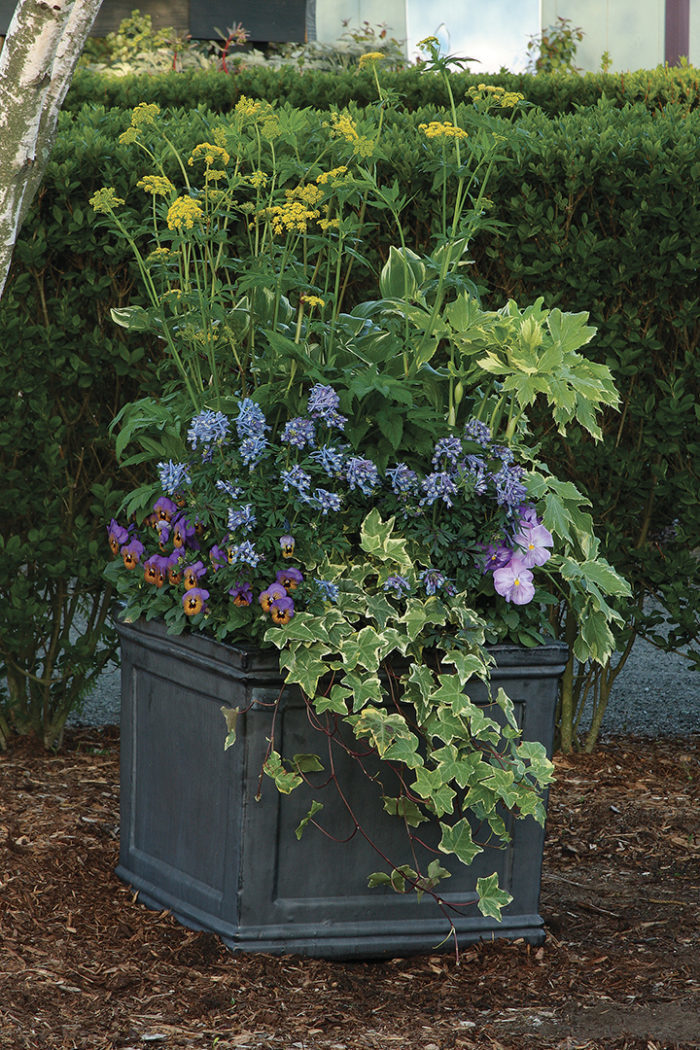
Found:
65,64 -> 700,118
260,508 -> 554,924
527,17 -> 585,75
472,97 -> 700,747
3,77 -> 698,752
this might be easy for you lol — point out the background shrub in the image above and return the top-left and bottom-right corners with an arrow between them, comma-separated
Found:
1,87 -> 697,748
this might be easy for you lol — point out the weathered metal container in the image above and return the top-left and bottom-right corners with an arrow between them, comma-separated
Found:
116,618 -> 567,958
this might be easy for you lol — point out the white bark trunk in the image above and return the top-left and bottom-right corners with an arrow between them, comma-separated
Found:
0,0 -> 103,299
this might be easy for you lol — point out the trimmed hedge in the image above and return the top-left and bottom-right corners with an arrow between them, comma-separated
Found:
1,95 -> 698,746
65,63 -> 700,117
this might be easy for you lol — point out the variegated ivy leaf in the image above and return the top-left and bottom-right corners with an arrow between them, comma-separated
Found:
438,817 -> 483,866
292,753 -> 324,773
314,684 -> 352,716
400,597 -> 447,641
340,671 -> 383,712
263,751 -> 302,794
412,767 -> 456,817
351,708 -> 416,758
340,624 -> 384,671
359,508 -> 412,572
295,800 -> 324,840
220,706 -> 241,751
367,864 -> 417,894
441,650 -> 489,686
476,873 -> 513,921
415,858 -> 452,903
382,795 -> 429,827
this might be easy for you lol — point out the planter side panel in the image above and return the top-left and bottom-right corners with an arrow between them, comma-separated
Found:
117,620 -> 566,957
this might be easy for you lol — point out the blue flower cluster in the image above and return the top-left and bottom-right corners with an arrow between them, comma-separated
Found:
187,409 -> 230,450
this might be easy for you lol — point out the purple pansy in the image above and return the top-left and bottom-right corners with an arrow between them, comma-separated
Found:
493,555 -> 535,605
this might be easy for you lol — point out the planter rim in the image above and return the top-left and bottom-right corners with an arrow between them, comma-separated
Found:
116,615 -> 569,678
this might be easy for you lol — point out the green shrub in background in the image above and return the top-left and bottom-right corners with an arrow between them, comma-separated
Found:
0,113 -> 157,748
64,63 -> 700,117
0,89 -> 697,749
471,98 -> 700,747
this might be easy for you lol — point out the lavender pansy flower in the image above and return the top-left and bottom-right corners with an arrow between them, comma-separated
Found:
493,555 -> 535,605
514,522 -> 554,568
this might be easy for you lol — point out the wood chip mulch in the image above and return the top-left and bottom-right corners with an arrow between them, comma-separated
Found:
0,729 -> 698,1050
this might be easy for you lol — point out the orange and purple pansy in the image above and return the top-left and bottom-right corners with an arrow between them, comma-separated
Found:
258,583 -> 287,612
108,519 -> 129,556
121,538 -> 145,569
270,595 -> 295,625
183,560 -> 207,590
275,567 -> 304,591
182,587 -> 209,616
143,554 -> 169,588
229,582 -> 254,606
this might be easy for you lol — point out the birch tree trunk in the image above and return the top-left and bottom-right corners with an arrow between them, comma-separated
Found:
0,0 -> 103,299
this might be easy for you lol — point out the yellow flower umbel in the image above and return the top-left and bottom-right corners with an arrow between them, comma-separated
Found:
263,183 -> 324,237
137,175 -> 175,197
467,84 -> 525,110
166,196 -> 204,231
326,111 -> 359,143
118,101 -> 161,144
89,187 -> 126,214
188,142 -> 230,169
358,51 -> 385,68
418,121 -> 469,141
316,166 -> 349,186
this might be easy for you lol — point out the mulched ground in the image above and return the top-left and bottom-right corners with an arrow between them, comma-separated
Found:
0,729 -> 698,1050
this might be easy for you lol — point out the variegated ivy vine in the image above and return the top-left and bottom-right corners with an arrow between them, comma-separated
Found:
222,509 -> 555,930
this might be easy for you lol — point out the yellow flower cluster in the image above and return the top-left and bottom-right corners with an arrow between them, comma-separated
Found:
118,102 -> 161,144
89,187 -> 125,214
137,175 -> 175,197
300,294 -> 325,309
131,102 -> 161,127
326,111 -> 359,142
419,121 -> 469,141
234,95 -> 270,119
166,196 -> 204,230
188,142 -> 230,168
145,247 -> 172,266
467,84 -> 525,109
265,199 -> 321,236
246,170 -> 269,189
358,51 -> 385,68
286,184 -> 324,208
316,166 -> 349,185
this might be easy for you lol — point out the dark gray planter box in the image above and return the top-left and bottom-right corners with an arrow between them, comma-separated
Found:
116,618 -> 567,958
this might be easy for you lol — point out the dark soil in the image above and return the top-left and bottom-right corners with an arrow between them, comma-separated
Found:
1,729 -> 698,1050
